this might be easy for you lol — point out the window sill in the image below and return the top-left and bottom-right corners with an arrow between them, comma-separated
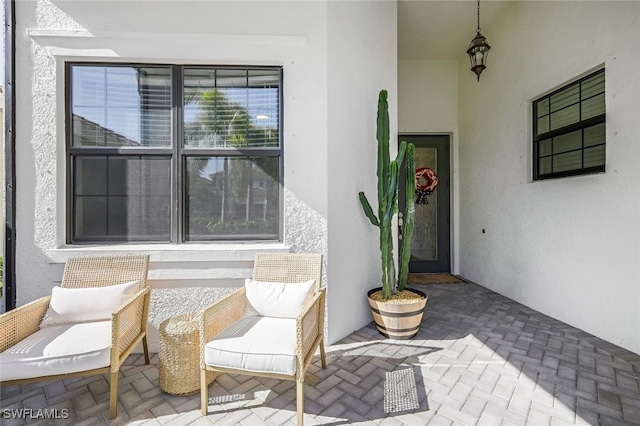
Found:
530,169 -> 605,184
46,243 -> 291,264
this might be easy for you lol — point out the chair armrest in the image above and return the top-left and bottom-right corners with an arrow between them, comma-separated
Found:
111,287 -> 151,367
198,287 -> 247,367
296,288 -> 326,372
0,296 -> 51,352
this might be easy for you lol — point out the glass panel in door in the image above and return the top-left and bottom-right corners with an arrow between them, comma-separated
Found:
412,147 -> 438,261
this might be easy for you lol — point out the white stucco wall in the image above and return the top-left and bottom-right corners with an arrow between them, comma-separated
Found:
326,1 -> 397,343
458,1 -> 640,354
14,0 -> 398,350
15,0 -> 333,350
398,59 -> 459,273
399,60 -> 458,134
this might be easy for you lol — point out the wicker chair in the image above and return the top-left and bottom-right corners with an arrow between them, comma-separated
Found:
0,254 -> 151,419
199,253 -> 326,425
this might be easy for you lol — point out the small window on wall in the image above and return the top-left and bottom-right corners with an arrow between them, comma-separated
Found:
533,69 -> 605,181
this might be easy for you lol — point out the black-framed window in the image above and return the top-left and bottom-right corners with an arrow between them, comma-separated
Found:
533,69 -> 605,181
67,63 -> 283,243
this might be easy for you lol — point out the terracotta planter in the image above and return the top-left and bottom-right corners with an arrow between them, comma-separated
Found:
367,288 -> 428,339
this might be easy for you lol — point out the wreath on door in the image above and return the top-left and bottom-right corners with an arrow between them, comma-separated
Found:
415,167 -> 438,204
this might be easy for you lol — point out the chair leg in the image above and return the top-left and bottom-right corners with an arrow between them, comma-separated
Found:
109,371 -> 119,419
200,369 -> 209,416
319,340 -> 327,368
142,336 -> 150,364
296,380 -> 304,426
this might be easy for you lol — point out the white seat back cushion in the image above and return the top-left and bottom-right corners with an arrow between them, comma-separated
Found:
205,316 -> 297,376
245,279 -> 315,318
0,321 -> 112,381
41,280 -> 140,327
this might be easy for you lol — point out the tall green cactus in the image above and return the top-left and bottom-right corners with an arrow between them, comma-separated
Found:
359,90 -> 416,300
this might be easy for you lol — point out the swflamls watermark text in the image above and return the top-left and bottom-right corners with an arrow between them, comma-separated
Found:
1,408 -> 70,419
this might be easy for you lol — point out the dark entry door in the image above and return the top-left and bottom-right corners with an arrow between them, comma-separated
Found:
399,135 -> 450,273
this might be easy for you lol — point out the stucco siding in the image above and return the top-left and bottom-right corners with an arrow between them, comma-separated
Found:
13,0 -> 400,350
15,0 -> 335,351
457,1 -> 640,354
326,0 -> 397,343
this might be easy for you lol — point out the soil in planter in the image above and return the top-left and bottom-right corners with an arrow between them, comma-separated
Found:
369,289 -> 425,304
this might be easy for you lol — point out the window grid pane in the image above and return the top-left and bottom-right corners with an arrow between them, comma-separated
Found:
549,84 -> 579,114
538,139 -> 552,157
584,145 -> 606,168
549,104 -> 580,131
552,130 -> 582,155
536,98 -> 549,119
183,68 -> 280,148
581,93 -> 605,120
581,72 -> 605,100
72,66 -> 172,147
184,156 -> 280,241
73,156 -> 172,242
553,150 -> 583,173
537,116 -> 549,135
584,123 -> 605,148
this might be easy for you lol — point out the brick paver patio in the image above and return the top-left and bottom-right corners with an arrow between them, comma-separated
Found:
2,281 -> 639,425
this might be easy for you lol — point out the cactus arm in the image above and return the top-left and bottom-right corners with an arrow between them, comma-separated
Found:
379,216 -> 392,300
380,160 -> 400,299
359,192 -> 380,227
393,142 -> 407,217
376,90 -> 394,300
395,141 -> 407,167
377,90 -> 390,222
386,161 -> 399,209
398,143 -> 416,291
379,200 -> 396,300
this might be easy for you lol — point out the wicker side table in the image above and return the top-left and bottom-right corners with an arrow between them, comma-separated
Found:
159,312 -> 215,395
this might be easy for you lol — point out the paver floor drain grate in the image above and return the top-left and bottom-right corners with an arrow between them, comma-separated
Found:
383,368 -> 419,413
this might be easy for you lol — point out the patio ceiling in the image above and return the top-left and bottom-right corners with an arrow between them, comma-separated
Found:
398,0 -> 514,60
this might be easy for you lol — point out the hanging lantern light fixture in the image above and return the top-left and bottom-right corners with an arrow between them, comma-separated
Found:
467,0 -> 491,81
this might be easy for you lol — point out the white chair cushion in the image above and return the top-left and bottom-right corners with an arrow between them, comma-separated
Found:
245,278 -> 315,318
0,321 -> 112,381
40,280 -> 140,327
204,316 -> 297,376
